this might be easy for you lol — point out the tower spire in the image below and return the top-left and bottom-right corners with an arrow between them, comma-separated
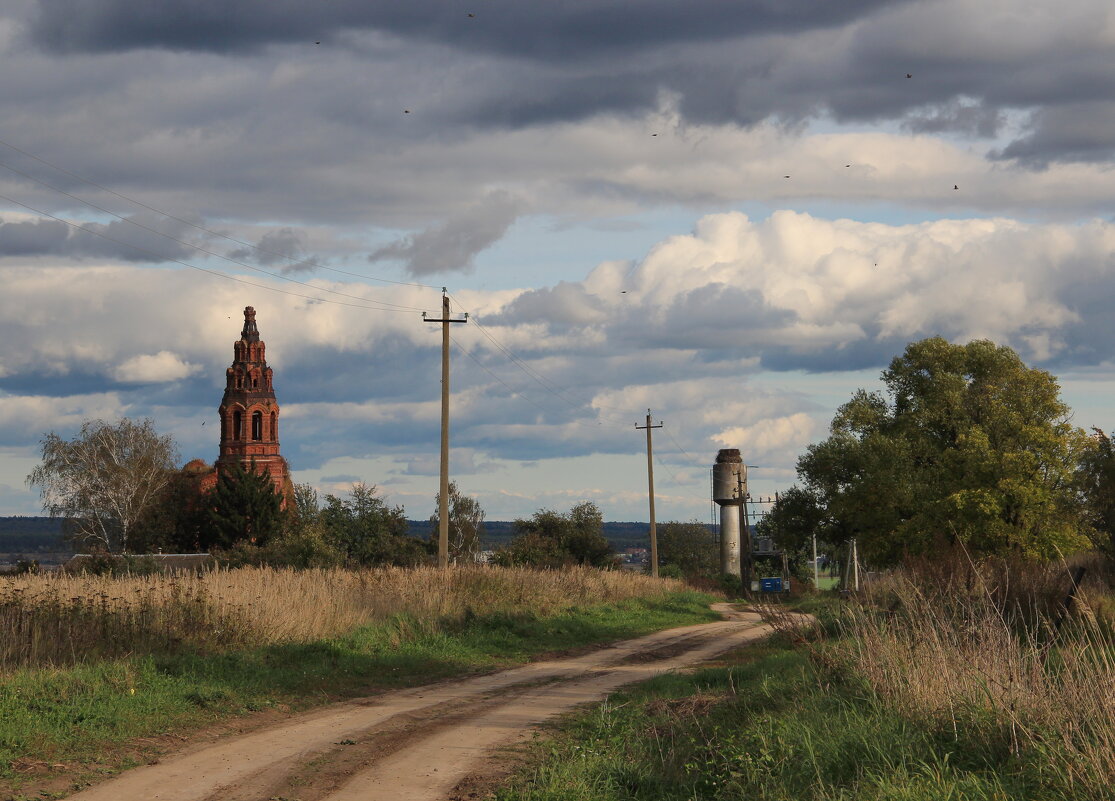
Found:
241,306 -> 260,343
215,306 -> 289,502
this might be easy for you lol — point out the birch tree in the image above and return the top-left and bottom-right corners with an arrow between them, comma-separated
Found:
428,482 -> 485,564
26,418 -> 178,553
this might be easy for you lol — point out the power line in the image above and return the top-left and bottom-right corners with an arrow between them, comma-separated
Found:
0,162 -> 431,312
449,335 -> 555,417
0,135 -> 440,289
663,427 -> 706,467
447,294 -> 724,471
0,192 -> 419,313
445,292 -> 638,426
451,335 -> 633,433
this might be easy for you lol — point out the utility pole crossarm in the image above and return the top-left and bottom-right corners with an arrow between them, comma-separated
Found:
424,290 -> 468,570
635,410 -> 663,578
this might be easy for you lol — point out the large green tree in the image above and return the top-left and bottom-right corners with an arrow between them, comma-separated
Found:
776,338 -> 1090,565
205,463 -> 284,550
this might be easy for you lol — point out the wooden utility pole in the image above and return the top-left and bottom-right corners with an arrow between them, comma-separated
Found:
635,410 -> 663,578
423,290 -> 467,569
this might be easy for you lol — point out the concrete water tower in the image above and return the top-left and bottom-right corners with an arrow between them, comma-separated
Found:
713,449 -> 746,577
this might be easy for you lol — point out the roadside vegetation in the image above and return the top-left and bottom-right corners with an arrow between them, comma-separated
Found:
494,338 -> 1115,801
0,565 -> 718,783
499,554 -> 1114,801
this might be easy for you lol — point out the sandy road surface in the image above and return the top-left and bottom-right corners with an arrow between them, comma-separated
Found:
68,604 -> 769,801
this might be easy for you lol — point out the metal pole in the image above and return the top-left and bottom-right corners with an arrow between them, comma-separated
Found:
852,537 -> 860,591
813,533 -> 819,590
636,410 -> 663,578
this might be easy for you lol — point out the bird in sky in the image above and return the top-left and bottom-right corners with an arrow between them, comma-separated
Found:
906,73 -> 912,78
315,41 -> 320,45
784,175 -> 791,178
845,164 -> 851,167
404,109 -> 411,114
954,184 -> 959,190
651,133 -> 658,136
468,12 -> 475,17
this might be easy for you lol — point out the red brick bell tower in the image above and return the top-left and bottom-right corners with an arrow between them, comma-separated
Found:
215,306 -> 290,498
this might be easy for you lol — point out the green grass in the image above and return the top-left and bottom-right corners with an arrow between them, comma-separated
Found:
495,634 -> 1086,801
0,590 -> 719,779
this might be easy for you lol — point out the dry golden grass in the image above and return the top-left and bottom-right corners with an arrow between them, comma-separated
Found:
0,565 -> 684,669
828,556 -> 1115,792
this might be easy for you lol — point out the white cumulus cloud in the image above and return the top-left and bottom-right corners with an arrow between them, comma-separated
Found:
112,351 -> 199,383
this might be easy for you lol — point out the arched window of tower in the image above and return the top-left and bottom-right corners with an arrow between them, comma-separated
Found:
252,411 -> 263,441
233,409 -> 243,441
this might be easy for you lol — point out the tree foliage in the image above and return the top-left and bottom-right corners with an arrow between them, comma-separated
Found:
494,501 -> 614,568
428,481 -> 486,564
134,466 -> 213,553
205,462 -> 284,550
656,520 -> 718,576
319,482 -> 428,567
775,338 -> 1091,565
1076,428 -> 1115,555
26,418 -> 178,553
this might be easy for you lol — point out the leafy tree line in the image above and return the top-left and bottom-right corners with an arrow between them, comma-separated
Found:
25,423 -> 619,569
492,502 -> 615,569
760,337 -> 1115,568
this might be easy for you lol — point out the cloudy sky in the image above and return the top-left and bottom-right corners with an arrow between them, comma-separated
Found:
3,0 -> 1115,525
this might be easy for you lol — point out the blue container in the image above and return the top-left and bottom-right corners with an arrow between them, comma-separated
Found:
760,577 -> 783,593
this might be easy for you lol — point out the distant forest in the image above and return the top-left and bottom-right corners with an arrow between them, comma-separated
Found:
0,517 -> 69,554
0,516 -> 660,554
406,519 -> 657,551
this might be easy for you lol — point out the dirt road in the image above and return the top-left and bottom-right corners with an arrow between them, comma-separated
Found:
67,603 -> 769,801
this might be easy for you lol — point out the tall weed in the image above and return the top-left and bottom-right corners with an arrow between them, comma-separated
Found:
0,565 -> 683,669
787,552 -> 1115,796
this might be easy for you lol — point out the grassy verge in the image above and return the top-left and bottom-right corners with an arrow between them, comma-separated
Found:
494,634 -> 1076,801
0,589 -> 719,783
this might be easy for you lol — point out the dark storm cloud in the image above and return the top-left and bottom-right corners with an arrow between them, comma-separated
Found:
757,337 -> 904,373
904,100 -> 1003,138
229,227 -> 320,274
369,191 -> 523,277
494,282 -> 608,328
619,285 -> 796,351
7,0 -> 1115,226
0,214 -> 193,262
0,369 -> 120,399
30,0 -> 905,57
278,342 -> 440,406
993,104 -> 1115,167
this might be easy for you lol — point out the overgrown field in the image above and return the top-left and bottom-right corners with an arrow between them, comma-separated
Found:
0,565 -> 684,668
499,555 -> 1115,801
0,566 -> 718,783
